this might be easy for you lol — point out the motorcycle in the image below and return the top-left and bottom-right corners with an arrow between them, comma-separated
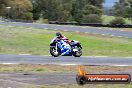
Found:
50,37 -> 82,57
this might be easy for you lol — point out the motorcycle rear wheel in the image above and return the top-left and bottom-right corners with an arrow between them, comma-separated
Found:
73,49 -> 82,57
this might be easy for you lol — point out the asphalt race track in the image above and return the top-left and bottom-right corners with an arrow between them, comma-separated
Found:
0,21 -> 132,38
0,54 -> 132,66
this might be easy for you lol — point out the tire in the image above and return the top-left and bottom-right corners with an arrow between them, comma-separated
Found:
50,47 -> 60,57
76,75 -> 86,85
73,49 -> 82,57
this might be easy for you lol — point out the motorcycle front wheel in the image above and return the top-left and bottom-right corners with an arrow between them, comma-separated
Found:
50,47 -> 60,57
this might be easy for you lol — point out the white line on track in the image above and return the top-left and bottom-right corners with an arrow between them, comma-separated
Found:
19,54 -> 31,55
109,29 -> 113,30
125,57 -> 132,59
102,34 -> 106,36
87,64 -> 132,66
54,29 -> 58,31
70,26 -> 74,27
119,30 -> 127,32
58,64 -> 79,66
85,32 -> 89,34
82,56 -> 109,58
92,33 -> 97,34
75,31 -> 80,33
1,62 -> 132,66
64,30 -> 68,32
82,27 -> 88,28
25,23 -> 32,24
1,63 -> 19,65
110,35 -> 115,36
118,36 -> 123,38
42,55 -> 51,57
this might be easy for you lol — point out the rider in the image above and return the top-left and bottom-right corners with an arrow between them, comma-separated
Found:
56,32 -> 71,55
56,32 -> 71,44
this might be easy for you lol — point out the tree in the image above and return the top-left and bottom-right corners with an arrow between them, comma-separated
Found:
32,0 -> 60,21
0,0 -> 10,16
87,0 -> 104,8
71,0 -> 84,23
113,0 -> 132,18
32,0 -> 73,22
82,5 -> 102,23
82,14 -> 102,23
110,17 -> 126,25
1,0 -> 105,22
32,0 -> 46,20
0,0 -> 33,20
58,0 -> 73,22
82,5 -> 102,15
32,0 -> 104,22
10,0 -> 33,20
71,0 -> 104,23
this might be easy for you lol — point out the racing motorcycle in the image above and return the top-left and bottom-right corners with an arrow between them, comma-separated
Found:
50,37 -> 82,57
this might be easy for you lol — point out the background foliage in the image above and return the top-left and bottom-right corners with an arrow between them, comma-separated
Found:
0,0 -> 131,24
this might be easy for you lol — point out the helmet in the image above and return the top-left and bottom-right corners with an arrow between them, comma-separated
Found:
56,32 -> 62,37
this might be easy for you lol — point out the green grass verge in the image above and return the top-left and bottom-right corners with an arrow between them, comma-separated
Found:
0,64 -> 74,73
111,28 -> 132,31
0,25 -> 132,56
0,64 -> 132,73
102,15 -> 132,24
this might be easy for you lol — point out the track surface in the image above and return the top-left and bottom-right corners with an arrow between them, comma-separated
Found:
0,73 -> 76,85
0,21 -> 132,38
0,54 -> 132,66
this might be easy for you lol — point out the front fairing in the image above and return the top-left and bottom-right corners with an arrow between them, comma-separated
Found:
50,37 -> 57,44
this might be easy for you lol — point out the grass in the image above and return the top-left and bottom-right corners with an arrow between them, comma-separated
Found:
111,28 -> 132,31
0,64 -> 132,73
0,25 -> 132,56
102,15 -> 132,24
0,64 -> 73,73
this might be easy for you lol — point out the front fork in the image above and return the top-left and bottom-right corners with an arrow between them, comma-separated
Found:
55,43 -> 58,53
